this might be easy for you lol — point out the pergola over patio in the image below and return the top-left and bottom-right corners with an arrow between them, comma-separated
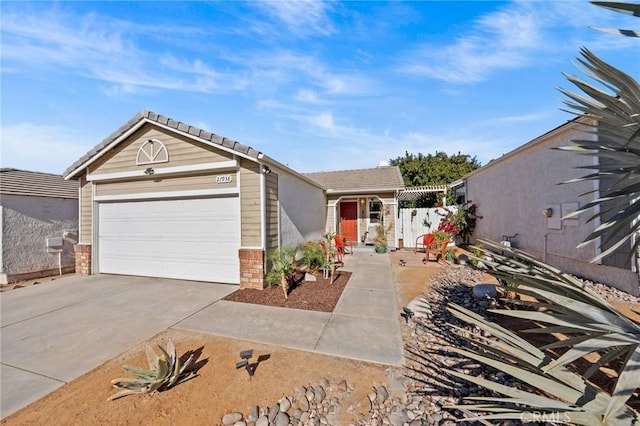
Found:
396,185 -> 449,205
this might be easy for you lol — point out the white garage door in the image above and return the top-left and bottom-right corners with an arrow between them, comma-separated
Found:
98,197 -> 240,284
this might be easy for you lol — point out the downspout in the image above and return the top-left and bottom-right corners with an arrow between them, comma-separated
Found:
260,165 -> 267,273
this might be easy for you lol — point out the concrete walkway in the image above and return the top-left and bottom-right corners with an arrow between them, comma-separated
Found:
176,251 -> 404,364
0,251 -> 403,419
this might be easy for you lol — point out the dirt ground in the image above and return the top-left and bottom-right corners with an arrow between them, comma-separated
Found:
223,271 -> 351,312
1,329 -> 405,426
2,249 -> 638,425
2,254 -> 428,426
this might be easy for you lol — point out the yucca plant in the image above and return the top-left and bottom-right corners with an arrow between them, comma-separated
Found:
445,240 -> 639,425
109,340 -> 196,400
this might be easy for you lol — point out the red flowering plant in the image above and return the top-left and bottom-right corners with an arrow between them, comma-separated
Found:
436,201 -> 481,245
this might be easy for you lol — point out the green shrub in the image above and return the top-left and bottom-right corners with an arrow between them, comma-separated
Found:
298,240 -> 325,272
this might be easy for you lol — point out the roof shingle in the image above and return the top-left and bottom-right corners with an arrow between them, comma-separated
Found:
0,168 -> 78,199
304,166 -> 404,192
63,110 -> 264,179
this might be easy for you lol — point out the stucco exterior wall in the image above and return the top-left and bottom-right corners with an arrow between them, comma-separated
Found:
278,171 -> 326,247
0,194 -> 78,283
465,121 -> 638,295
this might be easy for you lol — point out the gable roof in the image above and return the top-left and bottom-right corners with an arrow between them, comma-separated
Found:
0,168 -> 78,199
462,117 -> 592,181
304,166 -> 405,193
63,110 -> 265,179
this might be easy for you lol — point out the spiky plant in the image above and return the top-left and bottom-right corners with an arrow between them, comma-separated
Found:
109,340 -> 196,400
265,246 -> 299,299
445,240 -> 639,425
555,2 -> 640,262
441,3 -> 640,423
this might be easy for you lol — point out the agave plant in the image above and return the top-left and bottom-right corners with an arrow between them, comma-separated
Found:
445,240 -> 639,425
555,2 -> 640,262
441,3 -> 640,423
109,340 -> 196,400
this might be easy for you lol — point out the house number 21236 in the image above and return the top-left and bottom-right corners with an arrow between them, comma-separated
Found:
216,175 -> 232,183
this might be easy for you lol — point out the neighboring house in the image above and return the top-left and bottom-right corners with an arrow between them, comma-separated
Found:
463,119 -> 639,295
0,169 -> 79,284
304,166 -> 404,248
63,110 -> 404,289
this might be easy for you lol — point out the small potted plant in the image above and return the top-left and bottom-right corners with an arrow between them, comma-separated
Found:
445,246 -> 456,262
374,223 -> 387,253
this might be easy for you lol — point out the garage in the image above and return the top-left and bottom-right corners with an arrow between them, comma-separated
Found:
98,197 -> 240,283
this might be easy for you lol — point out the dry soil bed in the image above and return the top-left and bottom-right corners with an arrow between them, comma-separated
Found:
1,329 -> 402,426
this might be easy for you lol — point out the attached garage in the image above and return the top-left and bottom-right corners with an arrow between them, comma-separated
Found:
63,110 -> 326,289
98,197 -> 240,283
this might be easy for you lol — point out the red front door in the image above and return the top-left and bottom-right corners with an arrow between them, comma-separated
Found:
339,201 -> 358,242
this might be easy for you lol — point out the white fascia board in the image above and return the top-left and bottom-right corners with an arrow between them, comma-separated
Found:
149,120 -> 261,162
66,117 -> 259,179
87,160 -> 237,182
94,187 -> 238,202
258,154 -> 326,190
65,120 -> 149,180
325,188 -> 403,195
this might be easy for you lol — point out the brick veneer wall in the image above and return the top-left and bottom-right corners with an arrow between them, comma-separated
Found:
74,244 -> 92,275
239,248 -> 265,289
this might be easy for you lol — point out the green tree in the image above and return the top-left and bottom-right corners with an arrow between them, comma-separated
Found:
390,151 -> 480,187
390,151 -> 480,207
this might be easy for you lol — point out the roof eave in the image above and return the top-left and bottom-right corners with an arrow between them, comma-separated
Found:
64,115 -> 265,180
461,117 -> 594,181
326,187 -> 404,195
259,155 -> 326,190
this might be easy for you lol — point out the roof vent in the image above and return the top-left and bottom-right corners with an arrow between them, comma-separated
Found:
377,160 -> 390,167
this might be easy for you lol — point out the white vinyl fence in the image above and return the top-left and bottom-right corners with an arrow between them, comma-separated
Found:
398,206 -> 457,248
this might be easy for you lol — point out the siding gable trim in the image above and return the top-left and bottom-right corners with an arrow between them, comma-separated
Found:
87,160 -> 238,182
94,187 -> 239,202
65,118 -> 260,180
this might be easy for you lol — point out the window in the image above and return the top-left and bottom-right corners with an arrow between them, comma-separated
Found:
136,139 -> 169,165
369,200 -> 382,223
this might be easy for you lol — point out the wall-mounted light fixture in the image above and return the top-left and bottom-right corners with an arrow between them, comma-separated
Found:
542,207 -> 553,217
262,165 -> 271,174
144,167 -> 154,175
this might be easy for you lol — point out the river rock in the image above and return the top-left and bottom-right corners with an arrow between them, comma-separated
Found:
274,411 -> 290,426
299,395 -> 310,411
405,296 -> 431,319
314,385 -> 326,403
473,283 -> 497,299
247,406 -> 259,422
222,412 -> 243,425
279,397 -> 291,413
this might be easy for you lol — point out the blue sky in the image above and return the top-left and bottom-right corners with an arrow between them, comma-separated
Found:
1,1 -> 638,175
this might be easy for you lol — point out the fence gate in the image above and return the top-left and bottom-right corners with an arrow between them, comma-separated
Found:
398,207 -> 457,248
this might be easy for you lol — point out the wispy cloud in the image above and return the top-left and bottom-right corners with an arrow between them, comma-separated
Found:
0,7 -> 248,95
253,0 -> 337,37
399,3 -> 541,83
398,0 -> 632,84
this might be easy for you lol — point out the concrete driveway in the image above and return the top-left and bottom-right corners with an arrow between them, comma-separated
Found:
1,252 -> 404,420
0,274 -> 237,419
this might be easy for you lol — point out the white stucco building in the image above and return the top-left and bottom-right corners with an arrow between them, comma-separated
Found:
0,169 -> 79,284
463,119 -> 639,295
